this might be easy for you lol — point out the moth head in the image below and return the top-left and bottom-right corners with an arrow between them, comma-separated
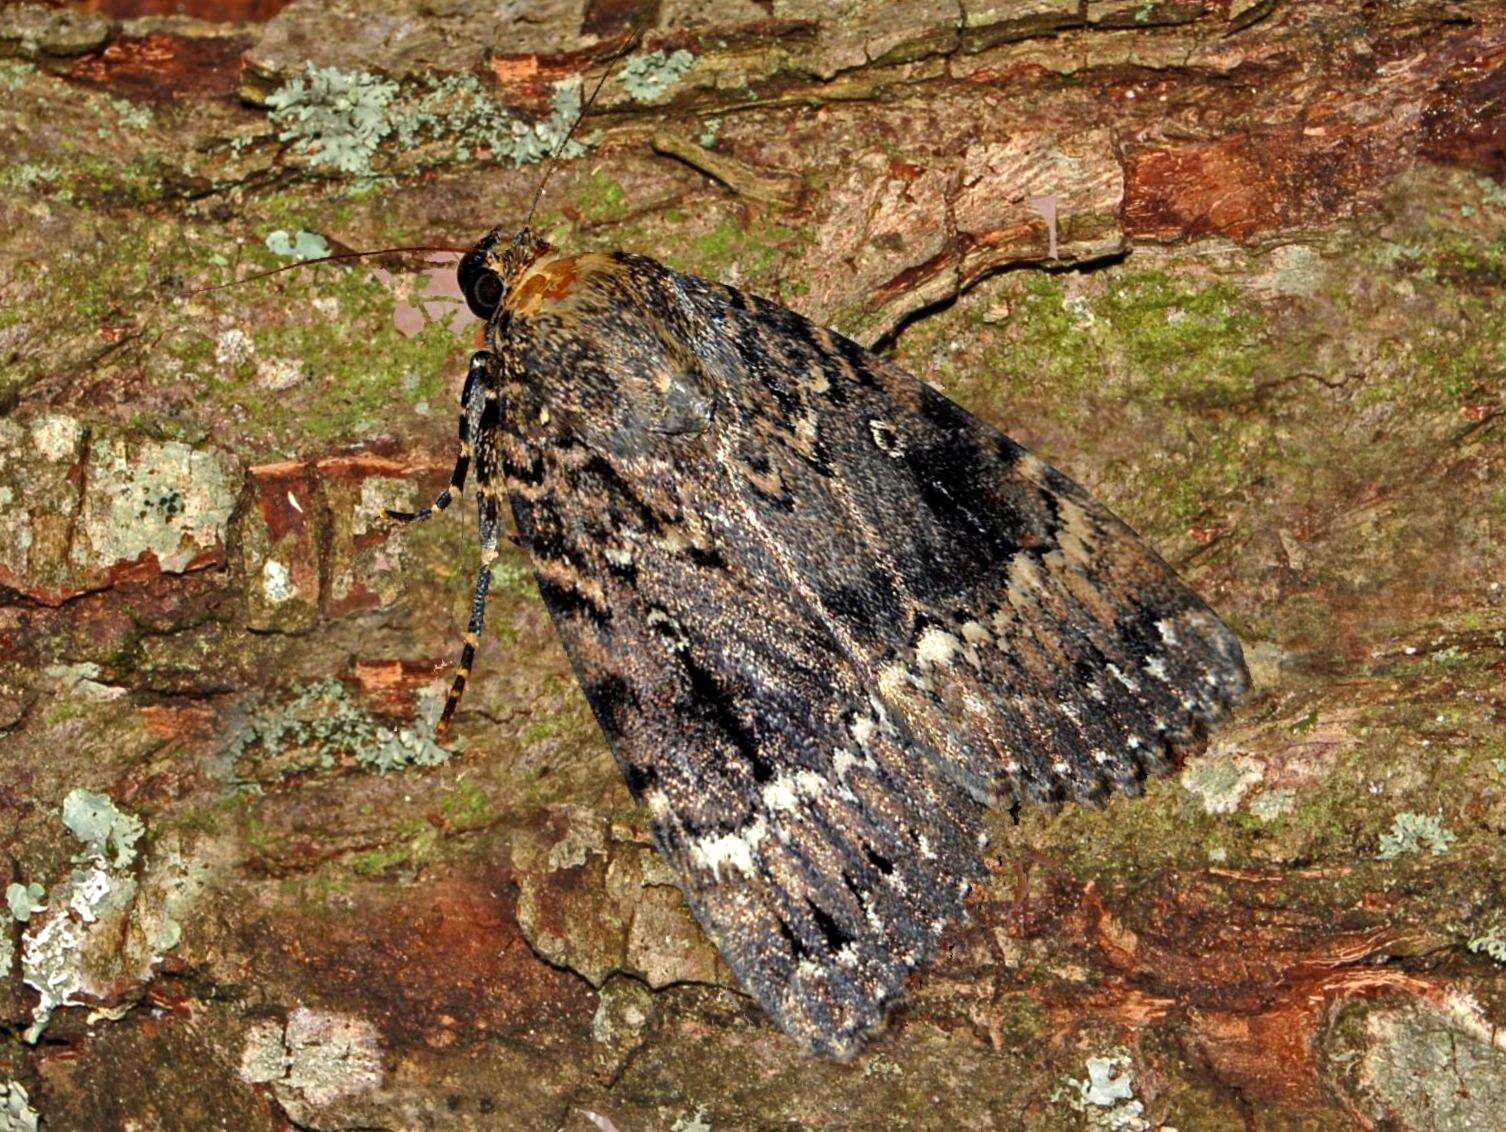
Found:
458,226 -> 553,321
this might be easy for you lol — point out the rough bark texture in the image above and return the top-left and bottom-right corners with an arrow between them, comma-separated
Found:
2,1 -> 1505,1128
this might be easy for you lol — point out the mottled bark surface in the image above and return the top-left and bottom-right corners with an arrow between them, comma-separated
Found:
2,1 -> 1505,1128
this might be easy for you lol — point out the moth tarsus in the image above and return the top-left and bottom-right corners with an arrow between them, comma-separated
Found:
389,223 -> 1248,1058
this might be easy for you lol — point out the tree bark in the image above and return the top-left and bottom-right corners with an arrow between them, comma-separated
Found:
2,0 -> 1505,1128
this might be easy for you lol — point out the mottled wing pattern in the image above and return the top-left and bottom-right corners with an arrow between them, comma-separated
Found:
495,251 -> 1246,1056
498,265 -> 987,1057
662,266 -> 1250,810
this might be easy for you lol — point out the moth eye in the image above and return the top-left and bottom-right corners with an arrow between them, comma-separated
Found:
466,270 -> 505,319
457,245 -> 505,319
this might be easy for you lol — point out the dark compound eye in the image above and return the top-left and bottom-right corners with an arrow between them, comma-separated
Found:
470,271 -> 503,315
457,247 -> 505,319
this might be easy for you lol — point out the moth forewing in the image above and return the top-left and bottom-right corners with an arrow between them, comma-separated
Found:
417,233 -> 1247,1056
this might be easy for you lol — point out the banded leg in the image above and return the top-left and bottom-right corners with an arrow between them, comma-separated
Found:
436,492 -> 502,734
386,351 -> 491,524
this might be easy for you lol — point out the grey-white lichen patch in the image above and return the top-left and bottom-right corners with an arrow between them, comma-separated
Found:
351,476 -> 413,538
229,679 -> 453,781
1250,787 -> 1296,821
262,558 -> 295,604
1250,242 -> 1326,299
21,790 -> 143,1041
29,413 -> 82,462
1343,994 -> 1506,1129
0,1081 -> 39,1132
1181,751 -> 1264,814
1377,811 -> 1456,859
134,838 -> 207,959
256,356 -> 306,392
240,1008 -> 384,1115
282,1008 -> 384,1103
267,65 -> 585,176
323,474 -> 417,611
1058,1053 -> 1149,1131
62,788 -> 144,868
621,49 -> 696,104
1469,930 -> 1506,963
240,1019 -> 289,1084
19,794 -> 200,1043
71,434 -> 239,577
5,882 -> 45,922
265,229 -> 330,261
266,66 -> 399,174
45,661 -> 126,703
546,805 -> 608,872
215,327 -> 254,368
21,855 -> 134,1042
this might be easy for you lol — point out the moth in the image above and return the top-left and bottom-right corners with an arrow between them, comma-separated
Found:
383,223 -> 1251,1058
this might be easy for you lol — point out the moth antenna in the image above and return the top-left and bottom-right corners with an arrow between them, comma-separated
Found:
183,244 -> 470,298
523,26 -> 644,230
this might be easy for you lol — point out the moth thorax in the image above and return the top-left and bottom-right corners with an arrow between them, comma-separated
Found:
495,228 -> 556,291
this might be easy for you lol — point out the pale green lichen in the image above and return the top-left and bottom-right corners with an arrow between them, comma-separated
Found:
229,679 -> 453,779
267,65 -> 585,176
62,788 -> 144,868
265,229 -> 330,260
0,1082 -> 39,1132
267,66 -> 400,174
1378,811 -> 1456,859
5,881 -> 45,921
70,434 -> 240,578
0,162 -> 60,191
0,59 -> 36,92
22,791 -> 145,1042
137,841 -> 201,959
1180,753 -> 1263,815
19,823 -> 199,1045
489,555 -> 539,599
1250,788 -> 1296,821
621,49 -> 695,103
392,72 -> 584,166
105,95 -> 152,132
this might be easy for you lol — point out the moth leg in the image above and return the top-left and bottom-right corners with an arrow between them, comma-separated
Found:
436,492 -> 502,735
386,350 -> 491,525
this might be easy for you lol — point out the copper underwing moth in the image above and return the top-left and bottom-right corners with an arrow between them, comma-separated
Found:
215,35 -> 1255,1057
384,222 -> 1249,1058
